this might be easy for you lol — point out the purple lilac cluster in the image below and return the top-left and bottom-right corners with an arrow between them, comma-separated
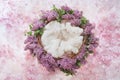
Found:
83,23 -> 98,52
24,5 -> 98,75
24,36 -> 57,71
24,36 -> 78,72
61,6 -> 72,12
61,6 -> 83,26
70,19 -> 81,26
37,50 -> 57,71
73,10 -> 82,18
31,10 -> 58,31
32,20 -> 45,31
62,14 -> 74,20
41,10 -> 58,22
31,5 -> 83,32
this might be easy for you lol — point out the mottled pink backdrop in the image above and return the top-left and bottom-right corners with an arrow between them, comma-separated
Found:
0,0 -> 120,80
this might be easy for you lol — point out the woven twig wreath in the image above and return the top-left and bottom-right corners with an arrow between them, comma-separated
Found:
24,5 -> 98,75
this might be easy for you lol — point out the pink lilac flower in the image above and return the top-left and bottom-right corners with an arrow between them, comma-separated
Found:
62,14 -> 74,20
88,44 -> 95,51
24,36 -> 37,44
24,43 -> 37,50
41,10 -> 58,22
33,46 -> 43,56
32,20 -> 45,31
90,35 -> 98,43
24,36 -> 38,55
79,59 -> 87,65
57,57 -> 76,70
76,45 -> 86,60
83,25 -> 94,34
70,19 -> 81,26
24,36 -> 38,51
89,34 -> 98,47
73,10 -> 82,19
61,6 -> 71,12
36,47 -> 44,58
37,53 -> 57,71
35,47 -> 58,72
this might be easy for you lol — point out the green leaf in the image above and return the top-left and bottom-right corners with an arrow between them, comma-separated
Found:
53,5 -> 57,11
29,24 -> 33,30
56,16 -> 61,22
80,17 -> 87,26
40,28 -> 44,35
76,60 -> 81,66
84,52 -> 89,59
56,9 -> 65,22
59,9 -> 66,15
53,5 -> 60,13
34,30 -> 39,36
61,69 -> 74,76
34,28 -> 44,36
27,31 -> 32,36
53,5 -> 66,22
68,10 -> 73,14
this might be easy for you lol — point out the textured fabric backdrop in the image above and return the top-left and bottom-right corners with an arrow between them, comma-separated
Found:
0,0 -> 120,80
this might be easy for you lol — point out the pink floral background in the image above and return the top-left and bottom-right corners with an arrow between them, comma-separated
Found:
0,0 -> 120,80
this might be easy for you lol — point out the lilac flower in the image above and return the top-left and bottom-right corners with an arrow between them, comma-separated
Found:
24,43 -> 37,50
89,37 -> 99,48
36,48 -> 44,60
61,6 -> 71,12
41,10 -> 58,21
72,64 -> 79,69
73,10 -> 82,19
43,62 -> 55,71
32,20 -> 45,31
39,53 -> 56,65
88,44 -> 95,51
46,53 -> 56,64
38,54 -> 54,71
33,46 -> 43,56
93,43 -> 98,48
62,14 -> 74,20
57,57 -> 76,70
76,45 -> 86,60
24,36 -> 37,44
83,25 -> 94,34
37,53 -> 57,71
89,34 -> 98,45
79,59 -> 87,65
70,19 -> 81,26
24,36 -> 38,55
86,22 -> 92,26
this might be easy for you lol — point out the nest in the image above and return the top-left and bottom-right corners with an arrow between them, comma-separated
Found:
24,5 -> 98,75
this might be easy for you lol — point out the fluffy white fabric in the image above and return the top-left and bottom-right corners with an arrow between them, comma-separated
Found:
41,21 -> 83,58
